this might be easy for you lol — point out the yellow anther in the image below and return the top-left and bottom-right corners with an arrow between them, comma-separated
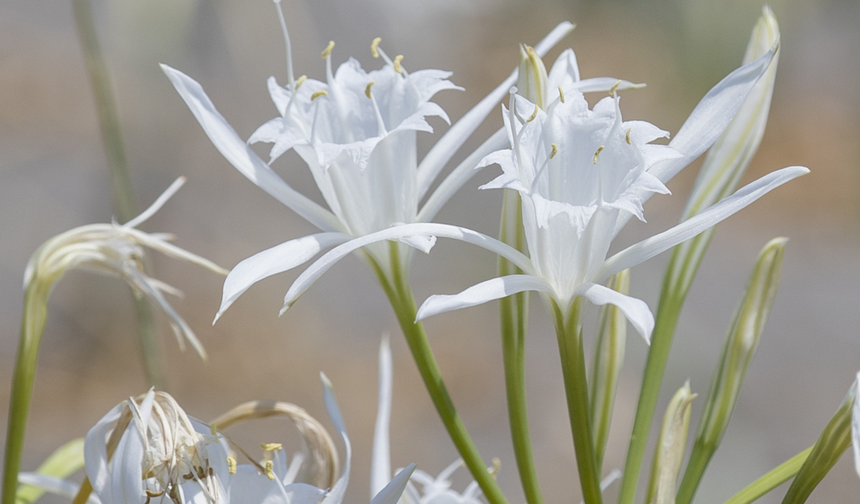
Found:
261,442 -> 283,452
321,40 -> 335,59
311,90 -> 328,101
210,424 -> 217,436
371,37 -> 382,58
264,460 -> 275,480
146,490 -> 165,498
393,55 -> 404,74
558,86 -> 565,104
295,75 -> 308,89
226,456 -> 237,475
593,145 -> 605,164
527,104 -> 539,122
609,80 -> 622,97
550,143 -> 558,159
626,128 -> 632,145
365,81 -> 375,99
490,458 -> 502,478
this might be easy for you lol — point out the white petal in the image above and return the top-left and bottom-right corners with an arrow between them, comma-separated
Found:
416,275 -> 552,321
370,464 -> 417,504
123,177 -> 185,229
84,402 -> 125,503
371,336 -> 393,497
281,224 -> 535,313
578,283 -> 654,344
216,232 -> 351,322
416,22 -> 574,198
598,166 -> 808,282
852,372 -> 860,478
649,44 -> 778,184
320,373 -> 351,504
160,64 -> 342,232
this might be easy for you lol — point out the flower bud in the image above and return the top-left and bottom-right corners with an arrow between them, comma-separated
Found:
782,375 -> 857,503
517,44 -> 549,109
646,382 -> 696,504
590,269 -> 630,468
676,237 -> 786,504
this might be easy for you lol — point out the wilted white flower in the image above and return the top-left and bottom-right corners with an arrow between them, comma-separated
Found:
24,177 -> 227,357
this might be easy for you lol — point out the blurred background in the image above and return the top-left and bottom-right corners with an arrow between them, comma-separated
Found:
1,0 -> 859,502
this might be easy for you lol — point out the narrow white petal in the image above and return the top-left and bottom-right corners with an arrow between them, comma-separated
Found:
160,64 -> 342,232
123,177 -> 186,229
84,401 -> 125,503
18,473 -> 101,504
416,275 -> 552,321
416,22 -> 574,198
371,335 -> 393,497
320,373 -> 352,504
598,166 -> 808,282
578,283 -> 654,344
417,128 -> 508,222
370,464 -> 417,504
852,372 -> 860,478
281,223 -> 535,313
216,232 -> 351,322
569,78 -> 645,94
649,44 -> 778,184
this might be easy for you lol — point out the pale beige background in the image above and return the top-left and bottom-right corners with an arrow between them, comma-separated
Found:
1,0 -> 859,503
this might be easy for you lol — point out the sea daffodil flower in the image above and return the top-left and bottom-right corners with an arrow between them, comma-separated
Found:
161,0 -> 637,319
278,41 -> 806,343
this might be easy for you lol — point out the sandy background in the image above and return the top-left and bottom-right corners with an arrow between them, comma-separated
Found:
1,0 -> 859,503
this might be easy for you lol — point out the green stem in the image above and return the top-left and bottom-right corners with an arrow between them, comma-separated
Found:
2,283 -> 49,504
371,247 -> 510,504
676,439 -> 712,504
617,271 -> 686,504
72,0 -> 165,389
552,299 -> 603,504
499,191 -> 543,504
723,447 -> 811,504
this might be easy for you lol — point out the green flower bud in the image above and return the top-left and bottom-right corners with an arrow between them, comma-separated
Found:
677,237 -> 787,504
647,382 -> 696,504
590,269 -> 630,469
517,44 -> 548,109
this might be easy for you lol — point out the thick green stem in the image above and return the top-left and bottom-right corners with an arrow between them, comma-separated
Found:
499,191 -> 543,504
72,0 -> 165,389
371,248 -> 509,504
617,254 -> 689,504
2,283 -> 49,504
723,447 -> 811,504
552,299 -> 603,504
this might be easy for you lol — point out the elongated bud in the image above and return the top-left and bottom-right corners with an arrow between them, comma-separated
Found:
683,6 -> 780,220
782,376 -> 857,503
590,269 -> 630,469
676,238 -> 787,504
646,382 -> 696,504
517,44 -> 548,109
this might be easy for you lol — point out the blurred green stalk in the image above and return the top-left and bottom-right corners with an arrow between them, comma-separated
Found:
72,0 -> 164,389
498,190 -> 543,504
369,244 -> 510,504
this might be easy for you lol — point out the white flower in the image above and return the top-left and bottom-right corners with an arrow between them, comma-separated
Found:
161,3 -> 636,319
24,177 -> 227,358
276,40 -> 806,344
371,336 -> 487,504
83,379 -> 417,504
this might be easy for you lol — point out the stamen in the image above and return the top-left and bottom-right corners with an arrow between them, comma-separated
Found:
527,104 -> 539,122
365,81 -> 375,99
264,460 -> 275,481
558,86 -> 565,103
273,0 -> 296,89
261,442 -> 283,452
550,143 -> 558,159
371,37 -> 382,58
146,490 -> 165,498
626,128 -> 632,145
609,80 -> 622,97
593,145 -> 605,164
295,75 -> 308,90
310,90 -> 328,101
393,55 -> 404,74
210,424 -> 217,436
226,457 -> 237,475
321,40 -> 335,59
490,458 -> 502,478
